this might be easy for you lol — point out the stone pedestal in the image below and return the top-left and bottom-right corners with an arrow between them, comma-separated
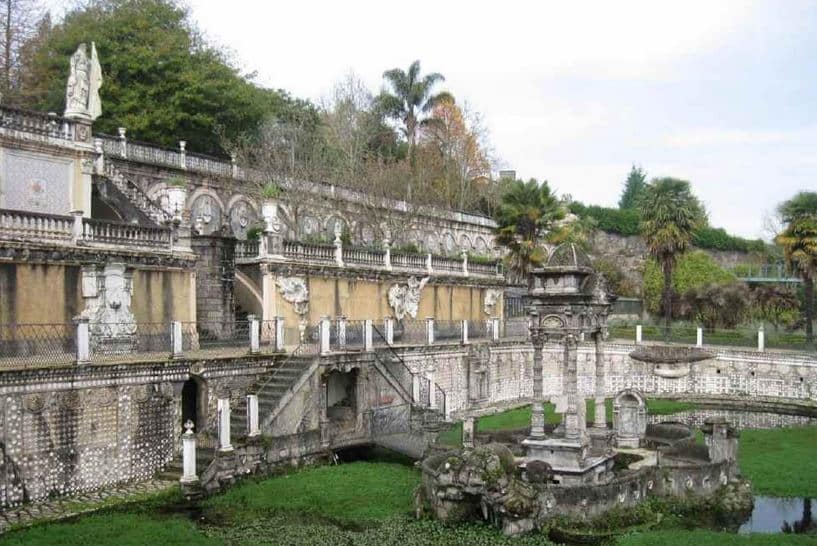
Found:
522,437 -> 614,485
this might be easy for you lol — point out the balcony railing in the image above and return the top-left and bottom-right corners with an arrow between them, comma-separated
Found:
0,106 -> 77,142
0,208 -> 173,251
282,240 -> 335,263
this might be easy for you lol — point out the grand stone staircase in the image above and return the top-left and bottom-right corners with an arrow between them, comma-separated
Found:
97,161 -> 171,225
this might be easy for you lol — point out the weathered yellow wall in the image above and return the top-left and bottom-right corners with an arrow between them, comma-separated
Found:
131,269 -> 195,323
269,272 -> 502,325
0,263 -> 193,325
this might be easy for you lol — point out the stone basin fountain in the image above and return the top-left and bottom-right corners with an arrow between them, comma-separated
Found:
629,345 -> 714,378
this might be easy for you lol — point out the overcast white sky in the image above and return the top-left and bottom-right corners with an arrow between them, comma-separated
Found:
52,0 -> 817,238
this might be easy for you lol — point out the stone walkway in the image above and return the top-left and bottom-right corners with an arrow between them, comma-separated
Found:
0,478 -> 177,534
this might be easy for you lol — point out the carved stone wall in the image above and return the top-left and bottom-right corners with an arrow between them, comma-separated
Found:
191,234 -> 236,325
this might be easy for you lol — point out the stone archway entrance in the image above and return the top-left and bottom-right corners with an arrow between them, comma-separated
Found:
181,376 -> 207,432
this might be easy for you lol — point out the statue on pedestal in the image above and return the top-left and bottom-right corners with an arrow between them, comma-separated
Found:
64,43 -> 103,121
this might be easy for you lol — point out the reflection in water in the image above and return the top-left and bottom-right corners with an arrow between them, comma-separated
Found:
739,496 -> 816,534
649,409 -> 817,429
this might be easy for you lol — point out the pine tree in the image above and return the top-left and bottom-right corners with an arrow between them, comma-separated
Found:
618,165 -> 647,209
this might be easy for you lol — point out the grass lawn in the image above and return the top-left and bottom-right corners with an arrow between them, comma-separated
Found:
739,426 -> 817,497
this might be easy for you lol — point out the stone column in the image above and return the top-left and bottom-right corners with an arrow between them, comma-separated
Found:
529,326 -> 546,439
593,332 -> 607,429
217,398 -> 233,452
180,420 -> 198,484
246,394 -> 260,437
562,333 -> 583,442
463,416 -> 475,449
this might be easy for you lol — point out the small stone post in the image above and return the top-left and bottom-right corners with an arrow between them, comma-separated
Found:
383,238 -> 392,271
248,314 -> 260,354
462,250 -> 469,276
364,319 -> 373,352
697,327 -> 703,347
384,317 -> 394,345
412,374 -> 421,403
462,416 -> 475,449
93,138 -> 105,174
217,398 -> 232,452
246,395 -> 260,437
75,316 -> 90,364
636,324 -> 642,344
425,317 -> 435,345
275,316 -> 285,352
118,127 -> 127,158
428,372 -> 437,409
319,316 -> 331,355
758,325 -> 765,352
492,317 -> 501,342
70,210 -> 84,243
179,140 -> 187,170
230,152 -> 238,178
461,319 -> 469,345
180,420 -> 198,484
426,253 -> 433,275
337,316 -> 347,349
171,320 -> 183,358
334,223 -> 344,267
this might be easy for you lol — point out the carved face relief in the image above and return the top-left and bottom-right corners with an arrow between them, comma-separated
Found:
277,277 -> 309,317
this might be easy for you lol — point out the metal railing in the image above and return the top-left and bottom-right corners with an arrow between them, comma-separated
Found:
0,323 -> 75,367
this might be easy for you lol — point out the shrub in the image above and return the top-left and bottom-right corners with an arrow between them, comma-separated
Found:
260,183 -> 281,199
678,281 -> 751,329
643,251 -> 737,315
593,258 -> 638,297
692,226 -> 766,252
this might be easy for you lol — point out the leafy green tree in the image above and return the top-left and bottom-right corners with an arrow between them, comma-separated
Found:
643,250 -> 736,316
679,281 -> 751,329
775,191 -> 817,343
22,0 -> 315,156
377,60 -> 452,198
639,178 -> 705,336
618,165 -> 647,210
494,178 -> 565,287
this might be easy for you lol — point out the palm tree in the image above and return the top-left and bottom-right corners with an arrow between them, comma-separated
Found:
494,178 -> 565,287
775,191 -> 817,344
378,60 -> 453,198
639,178 -> 705,338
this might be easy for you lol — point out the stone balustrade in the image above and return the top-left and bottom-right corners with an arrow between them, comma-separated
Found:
236,237 -> 503,278
0,208 -> 174,251
0,105 -> 78,142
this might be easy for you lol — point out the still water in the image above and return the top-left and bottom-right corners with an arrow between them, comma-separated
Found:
739,497 -> 815,534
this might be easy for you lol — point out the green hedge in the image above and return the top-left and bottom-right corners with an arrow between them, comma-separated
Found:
568,202 -> 766,252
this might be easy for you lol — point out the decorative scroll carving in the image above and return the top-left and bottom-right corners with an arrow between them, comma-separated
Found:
388,276 -> 429,320
277,276 -> 309,317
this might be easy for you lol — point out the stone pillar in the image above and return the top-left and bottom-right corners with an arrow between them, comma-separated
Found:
261,265 -> 277,323
697,327 -> 703,347
562,334 -> 583,442
319,316 -> 331,355
461,250 -> 469,276
384,317 -> 394,345
425,317 -> 435,345
171,320 -> 183,358
248,314 -> 260,354
529,326 -> 546,439
75,316 -> 90,364
118,126 -> 127,158
246,394 -> 260,437
71,210 -> 84,243
179,140 -> 187,170
492,317 -> 501,342
461,319 -> 469,345
758,325 -> 765,352
463,416 -> 475,449
364,319 -> 373,352
334,223 -> 344,267
426,253 -> 433,275
593,332 -> 606,429
191,235 -> 236,328
636,324 -> 642,344
180,420 -> 198,484
217,398 -> 232,452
